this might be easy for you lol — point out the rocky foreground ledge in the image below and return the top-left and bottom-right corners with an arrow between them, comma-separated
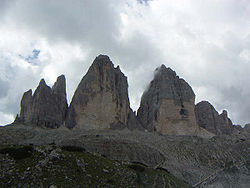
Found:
0,143 -> 190,187
0,124 -> 249,187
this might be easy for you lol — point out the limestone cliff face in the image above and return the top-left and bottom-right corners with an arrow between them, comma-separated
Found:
65,55 -> 139,130
137,65 -> 199,135
195,101 -> 234,135
19,75 -> 68,128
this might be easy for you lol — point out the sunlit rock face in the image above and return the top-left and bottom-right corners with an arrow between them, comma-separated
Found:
19,75 -> 68,128
137,65 -> 199,135
65,55 -> 140,130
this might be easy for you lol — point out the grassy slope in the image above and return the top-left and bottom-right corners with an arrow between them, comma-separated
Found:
0,145 -> 191,188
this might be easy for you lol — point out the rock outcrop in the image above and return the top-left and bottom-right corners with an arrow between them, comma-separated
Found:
137,65 -> 199,135
195,101 -> 234,135
244,124 -> 250,133
65,55 -> 139,130
19,75 -> 68,128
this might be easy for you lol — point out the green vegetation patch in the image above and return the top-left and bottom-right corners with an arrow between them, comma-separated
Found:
0,145 -> 33,160
61,145 -> 85,152
0,144 -> 191,187
126,162 -> 191,188
128,163 -> 146,173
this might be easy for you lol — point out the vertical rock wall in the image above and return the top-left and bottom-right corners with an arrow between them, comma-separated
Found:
65,55 -> 139,130
137,65 -> 199,135
19,75 -> 68,128
195,101 -> 234,135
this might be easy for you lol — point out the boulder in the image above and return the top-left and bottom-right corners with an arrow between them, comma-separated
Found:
19,75 -> 68,128
65,55 -> 140,130
137,65 -> 199,135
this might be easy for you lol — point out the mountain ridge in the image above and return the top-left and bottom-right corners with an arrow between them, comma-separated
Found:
2,54 -> 249,187
16,54 -> 244,136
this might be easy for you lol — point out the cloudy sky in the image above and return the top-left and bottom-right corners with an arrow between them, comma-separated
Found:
0,0 -> 250,126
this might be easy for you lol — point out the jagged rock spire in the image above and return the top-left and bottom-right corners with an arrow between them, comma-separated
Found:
19,89 -> 33,122
19,75 -> 68,128
65,55 -> 140,130
52,75 -> 67,97
195,101 -> 234,135
137,64 -> 199,135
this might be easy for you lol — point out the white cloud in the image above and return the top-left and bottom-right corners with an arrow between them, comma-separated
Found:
0,0 -> 250,126
0,112 -> 14,126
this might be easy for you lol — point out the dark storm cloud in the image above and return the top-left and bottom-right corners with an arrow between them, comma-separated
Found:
6,0 -> 122,47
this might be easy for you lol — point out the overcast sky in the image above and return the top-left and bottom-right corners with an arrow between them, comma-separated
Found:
0,0 -> 250,126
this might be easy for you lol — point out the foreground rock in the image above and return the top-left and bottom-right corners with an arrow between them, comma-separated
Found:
0,144 -> 190,187
195,101 -> 234,135
0,124 -> 249,187
18,75 -> 68,128
243,124 -> 250,133
137,65 -> 199,136
66,55 -> 140,130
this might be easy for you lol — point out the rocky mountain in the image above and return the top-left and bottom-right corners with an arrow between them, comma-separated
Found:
195,101 -> 234,135
17,75 -> 68,128
15,56 -> 246,137
3,54 -> 249,187
65,55 -> 140,130
137,65 -> 199,136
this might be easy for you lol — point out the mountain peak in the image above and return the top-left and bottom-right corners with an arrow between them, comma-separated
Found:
38,78 -> 47,87
52,75 -> 66,96
19,76 -> 68,128
66,55 -> 140,130
154,65 -> 177,79
92,54 -> 112,66
195,101 -> 234,135
137,64 -> 198,135
96,54 -> 110,60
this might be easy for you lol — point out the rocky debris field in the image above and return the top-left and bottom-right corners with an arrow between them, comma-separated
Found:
0,144 -> 190,188
0,124 -> 249,187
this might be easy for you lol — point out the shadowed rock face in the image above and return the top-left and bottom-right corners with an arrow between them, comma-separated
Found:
195,101 -> 234,135
65,55 -> 140,130
137,65 -> 199,135
19,75 -> 68,128
243,124 -> 250,134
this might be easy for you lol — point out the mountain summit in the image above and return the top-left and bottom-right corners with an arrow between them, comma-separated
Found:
18,75 -> 68,128
65,55 -> 140,130
195,101 -> 234,135
137,65 -> 199,135
15,55 -> 242,137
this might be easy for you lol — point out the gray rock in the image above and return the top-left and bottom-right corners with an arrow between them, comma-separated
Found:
218,110 -> 234,134
19,89 -> 33,122
195,101 -> 234,135
66,55 -> 141,130
18,75 -> 68,128
137,64 -> 199,135
243,124 -> 250,133
0,125 -> 248,187
59,135 -> 165,167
